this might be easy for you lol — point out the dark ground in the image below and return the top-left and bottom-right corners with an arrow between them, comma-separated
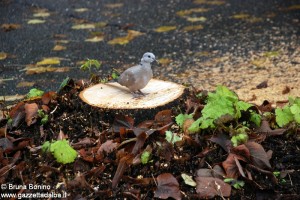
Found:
0,1 -> 300,199
0,0 -> 299,98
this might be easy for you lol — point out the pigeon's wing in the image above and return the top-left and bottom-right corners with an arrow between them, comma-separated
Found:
118,65 -> 139,88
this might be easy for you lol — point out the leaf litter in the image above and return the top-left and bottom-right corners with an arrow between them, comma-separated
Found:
0,79 -> 299,199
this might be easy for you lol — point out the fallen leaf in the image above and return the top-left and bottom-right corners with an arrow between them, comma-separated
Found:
33,12 -> 50,17
85,36 -> 104,42
74,8 -> 89,12
176,8 -> 210,16
245,141 -> 272,169
181,173 -> 197,187
23,66 -> 57,74
158,58 -> 172,65
193,0 -> 225,5
71,24 -> 95,30
108,30 -> 144,45
154,26 -> 177,33
105,3 -> 124,8
0,52 -> 8,60
182,25 -> 204,32
154,173 -> 181,200
0,95 -> 25,102
231,13 -> 250,19
36,57 -> 61,65
98,140 -> 118,154
251,57 -> 267,67
185,16 -> 207,22
1,23 -> 21,32
195,176 -> 231,198
16,81 -> 35,88
24,103 -> 38,126
27,19 -> 46,24
53,45 -> 66,51
256,80 -> 268,89
42,91 -> 57,105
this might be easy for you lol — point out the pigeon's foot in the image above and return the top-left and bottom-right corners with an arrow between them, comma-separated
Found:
131,90 -> 147,98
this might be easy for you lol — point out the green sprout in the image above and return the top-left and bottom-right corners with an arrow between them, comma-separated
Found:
42,139 -> 77,164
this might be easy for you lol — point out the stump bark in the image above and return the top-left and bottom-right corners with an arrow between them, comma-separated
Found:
79,79 -> 185,110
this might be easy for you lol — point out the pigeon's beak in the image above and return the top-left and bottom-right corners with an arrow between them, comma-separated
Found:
154,58 -> 159,64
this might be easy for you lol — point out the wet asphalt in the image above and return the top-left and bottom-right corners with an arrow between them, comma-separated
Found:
0,0 -> 299,96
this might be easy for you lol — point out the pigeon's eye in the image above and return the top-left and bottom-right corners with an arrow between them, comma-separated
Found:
148,55 -> 151,58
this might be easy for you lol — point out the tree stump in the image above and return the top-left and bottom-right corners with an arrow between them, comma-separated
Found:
79,79 -> 186,123
79,79 -> 185,109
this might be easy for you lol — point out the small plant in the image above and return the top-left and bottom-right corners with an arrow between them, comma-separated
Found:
141,151 -> 151,164
42,139 -> 77,164
37,109 -> 49,125
275,97 -> 300,127
80,59 -> 101,72
26,88 -> 44,99
224,178 -> 245,189
165,130 -> 182,144
273,171 -> 287,184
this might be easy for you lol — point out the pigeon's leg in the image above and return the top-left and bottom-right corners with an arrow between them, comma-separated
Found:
137,90 -> 148,96
131,91 -> 143,99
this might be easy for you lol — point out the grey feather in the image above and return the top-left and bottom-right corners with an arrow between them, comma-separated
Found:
118,52 -> 156,94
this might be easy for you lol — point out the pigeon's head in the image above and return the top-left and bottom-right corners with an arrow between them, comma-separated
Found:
141,52 -> 156,63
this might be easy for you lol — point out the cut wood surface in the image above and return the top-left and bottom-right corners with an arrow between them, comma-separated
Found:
79,79 -> 185,109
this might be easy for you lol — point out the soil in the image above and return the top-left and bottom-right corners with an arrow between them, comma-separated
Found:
0,80 -> 299,199
0,0 -> 300,199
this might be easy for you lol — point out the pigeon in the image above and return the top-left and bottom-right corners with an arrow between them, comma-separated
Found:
118,52 -> 156,97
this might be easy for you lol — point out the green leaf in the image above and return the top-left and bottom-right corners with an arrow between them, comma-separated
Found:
224,178 -> 245,189
165,131 -> 182,144
43,139 -> 77,164
80,59 -> 101,71
27,88 -> 44,98
188,118 -> 202,133
41,114 -> 49,124
275,106 -> 294,127
250,111 -> 261,126
175,113 -> 193,128
111,71 -> 119,79
59,77 -> 70,90
42,141 -> 51,152
141,151 -> 151,164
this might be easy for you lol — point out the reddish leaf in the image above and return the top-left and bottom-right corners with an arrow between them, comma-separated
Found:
210,133 -> 232,152
154,110 -> 173,126
9,101 -> 25,127
154,173 -> 181,200
131,132 -> 147,155
222,153 -> 241,179
231,144 -> 251,161
98,140 -> 118,154
24,103 -> 38,126
112,115 -> 134,132
245,141 -> 272,169
256,120 -> 286,137
137,120 -> 154,128
112,153 -> 134,188
195,176 -> 231,198
41,91 -> 57,105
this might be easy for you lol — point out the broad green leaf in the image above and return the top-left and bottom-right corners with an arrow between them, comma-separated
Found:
250,112 -> 261,126
275,106 -> 294,127
27,88 -> 44,98
50,139 -> 77,164
175,113 -> 193,128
